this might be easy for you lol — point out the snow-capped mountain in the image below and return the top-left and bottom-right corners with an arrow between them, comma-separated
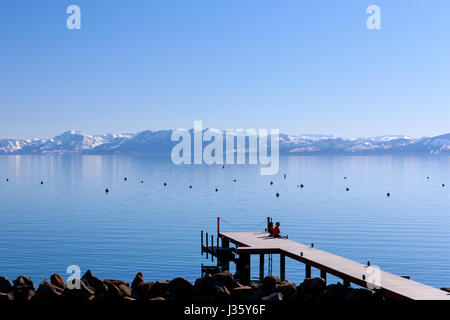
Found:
0,130 -> 449,155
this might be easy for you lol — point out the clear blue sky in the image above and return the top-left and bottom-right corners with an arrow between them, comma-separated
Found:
1,0 -> 449,139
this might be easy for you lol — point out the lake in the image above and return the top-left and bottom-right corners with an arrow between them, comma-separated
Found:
0,155 -> 450,288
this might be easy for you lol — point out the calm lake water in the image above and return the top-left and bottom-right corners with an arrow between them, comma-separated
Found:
1,155 -> 450,288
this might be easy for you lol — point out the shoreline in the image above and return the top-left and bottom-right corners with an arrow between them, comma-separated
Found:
0,269 -> 382,303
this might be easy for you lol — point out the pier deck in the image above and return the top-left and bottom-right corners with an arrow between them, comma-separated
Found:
219,231 -> 450,300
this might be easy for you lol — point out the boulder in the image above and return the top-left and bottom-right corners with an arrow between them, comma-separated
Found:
50,274 -> 65,289
301,277 -> 326,295
194,274 -> 212,294
322,283 -> 349,301
135,282 -> 154,299
0,292 -> 14,302
211,271 -> 239,290
211,282 -> 231,300
168,277 -> 194,297
82,270 -> 106,295
104,279 -> 130,287
347,288 -> 374,301
104,283 -> 123,301
262,275 -> 280,292
32,280 -> 63,301
12,275 -> 34,291
262,292 -> 283,301
231,286 -> 254,300
276,280 -> 297,298
131,272 -> 144,290
0,276 -> 12,293
248,288 -> 266,301
149,281 -> 170,298
62,279 -> 95,301
12,276 -> 35,302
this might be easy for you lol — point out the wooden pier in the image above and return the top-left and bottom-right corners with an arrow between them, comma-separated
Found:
202,217 -> 450,300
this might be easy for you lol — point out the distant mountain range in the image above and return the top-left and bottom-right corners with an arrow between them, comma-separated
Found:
1,130 -> 450,155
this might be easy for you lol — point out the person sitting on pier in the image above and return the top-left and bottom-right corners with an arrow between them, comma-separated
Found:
273,222 -> 281,238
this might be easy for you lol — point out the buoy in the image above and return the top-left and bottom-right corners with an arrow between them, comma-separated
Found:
443,184 -> 446,187
427,177 -> 430,179
105,188 -> 109,193
270,181 -> 273,185
215,188 -> 218,192
6,178 -> 9,182
387,192 -> 391,197
189,185 -> 192,189
346,188 -> 349,192
233,179 -> 236,182
276,192 -> 280,197
141,180 -> 144,184
344,177 -> 347,179
40,181 -> 44,185
164,182 -> 167,186
124,177 -> 127,181
300,184 -> 304,188
284,174 -> 286,179
222,165 -> 225,169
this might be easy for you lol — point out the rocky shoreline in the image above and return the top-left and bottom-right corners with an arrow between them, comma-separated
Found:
0,270 -> 383,302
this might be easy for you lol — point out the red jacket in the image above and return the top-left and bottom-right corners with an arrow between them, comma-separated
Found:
273,226 -> 280,238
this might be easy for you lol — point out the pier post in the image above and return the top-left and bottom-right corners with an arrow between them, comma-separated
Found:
305,264 -> 311,278
211,235 -> 214,262
266,217 -> 270,231
280,254 -> 286,281
217,217 -> 220,235
259,254 -> 264,280
237,254 -> 251,285
219,237 -> 230,271
201,231 -> 204,255
320,270 -> 327,284
206,232 -> 208,259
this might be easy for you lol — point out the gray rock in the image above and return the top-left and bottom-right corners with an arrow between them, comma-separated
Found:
12,276 -> 35,302
104,279 -> 129,287
262,292 -> 283,301
131,272 -> 144,290
231,286 -> 254,300
149,280 -> 170,298
0,292 -> 14,302
82,270 -> 106,295
168,277 -> 194,297
0,276 -> 12,293
276,280 -> 297,298
62,279 -> 95,301
262,275 -> 280,292
33,280 -> 63,301
211,271 -> 240,290
50,274 -> 65,289
301,277 -> 326,295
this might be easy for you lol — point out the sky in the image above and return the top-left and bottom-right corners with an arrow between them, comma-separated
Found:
0,0 -> 449,139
